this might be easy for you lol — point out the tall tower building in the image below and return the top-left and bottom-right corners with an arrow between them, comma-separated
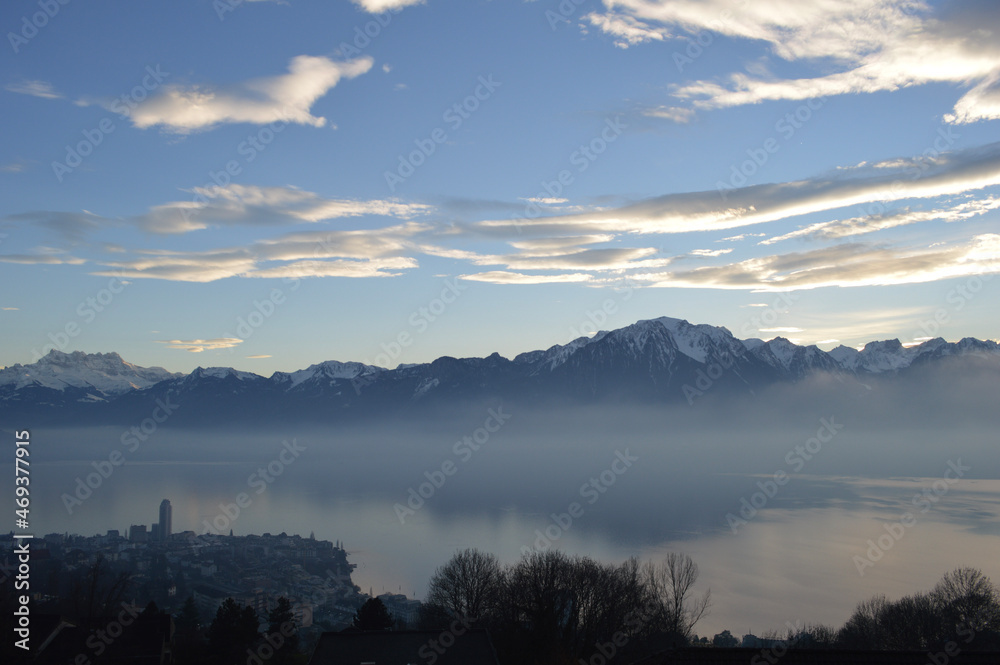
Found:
158,499 -> 172,541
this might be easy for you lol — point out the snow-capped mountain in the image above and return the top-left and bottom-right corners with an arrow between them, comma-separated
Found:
2,317 -> 997,425
0,350 -> 178,396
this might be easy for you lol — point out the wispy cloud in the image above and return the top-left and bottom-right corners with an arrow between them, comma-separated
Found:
458,271 -> 595,285
584,11 -> 669,48
0,254 -> 86,265
641,105 -> 694,123
130,56 -> 373,132
477,141 -> 1000,236
156,338 -> 243,352
135,184 -> 433,234
586,0 -> 1000,124
634,234 -> 1000,291
5,80 -> 62,99
350,0 -> 424,13
760,196 -> 1000,245
92,222 -> 429,282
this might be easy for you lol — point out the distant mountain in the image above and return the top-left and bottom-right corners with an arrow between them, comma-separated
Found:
2,316 -> 997,425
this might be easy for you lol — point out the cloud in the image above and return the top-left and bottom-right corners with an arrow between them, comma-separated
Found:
523,197 -> 569,205
476,141 -> 1000,236
641,105 -> 695,123
0,254 -> 86,265
92,222 -> 429,282
458,271 -> 596,285
351,0 -> 424,12
5,80 -> 62,99
2,307 -> 19,311
634,234 -> 1000,291
760,196 -> 1000,244
129,56 -> 373,132
583,11 -> 669,48
155,338 -> 243,352
689,248 -> 733,257
586,0 -> 1000,124
245,257 -> 418,279
460,246 -> 670,272
135,184 -> 432,234
3,210 -> 108,241
246,355 -> 272,359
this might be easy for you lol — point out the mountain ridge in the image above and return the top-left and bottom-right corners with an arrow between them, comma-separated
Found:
2,316 -> 997,425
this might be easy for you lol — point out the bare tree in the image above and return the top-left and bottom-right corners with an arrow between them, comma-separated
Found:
931,567 -> 1000,635
643,552 -> 710,639
838,594 -> 890,649
71,555 -> 133,625
426,548 -> 503,621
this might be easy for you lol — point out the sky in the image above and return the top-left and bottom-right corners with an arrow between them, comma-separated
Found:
2,0 -> 999,375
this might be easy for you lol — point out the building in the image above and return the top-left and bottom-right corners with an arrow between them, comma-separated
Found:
158,498 -> 172,541
129,524 -> 148,543
377,593 -> 422,627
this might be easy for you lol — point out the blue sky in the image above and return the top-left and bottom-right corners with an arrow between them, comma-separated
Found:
2,0 -> 999,374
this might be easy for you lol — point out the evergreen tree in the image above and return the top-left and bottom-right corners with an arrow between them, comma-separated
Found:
209,598 -> 260,664
352,598 -> 394,631
175,596 -> 207,665
266,596 -> 300,662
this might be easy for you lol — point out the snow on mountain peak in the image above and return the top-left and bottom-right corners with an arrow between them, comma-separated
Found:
192,367 -> 262,381
765,337 -> 799,370
856,339 -> 913,372
276,360 -> 382,388
0,350 -> 178,394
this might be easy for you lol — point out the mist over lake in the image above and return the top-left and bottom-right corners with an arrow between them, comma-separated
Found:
12,365 -> 1000,636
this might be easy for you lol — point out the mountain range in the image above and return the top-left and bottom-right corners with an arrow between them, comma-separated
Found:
2,316 -> 998,425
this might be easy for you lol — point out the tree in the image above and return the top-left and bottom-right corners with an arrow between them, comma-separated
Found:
426,548 -> 503,621
209,598 -> 260,664
713,630 -> 738,647
416,602 -> 454,630
931,567 -> 1000,636
643,553 -> 711,639
176,595 -> 202,636
353,598 -> 394,631
174,596 -> 206,664
267,596 -> 300,662
70,555 -> 133,625
838,594 -> 890,649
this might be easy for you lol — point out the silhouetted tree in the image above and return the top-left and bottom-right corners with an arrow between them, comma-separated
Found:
209,598 -> 260,664
266,596 -> 300,662
643,552 -> 711,639
70,555 -> 133,625
427,548 -> 503,621
416,602 -> 454,630
837,569 -> 1000,651
931,567 -> 1000,637
174,595 -> 206,664
352,598 -> 394,631
713,630 -> 738,647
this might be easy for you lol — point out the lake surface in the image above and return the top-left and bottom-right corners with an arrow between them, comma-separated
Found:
11,406 -> 1000,637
